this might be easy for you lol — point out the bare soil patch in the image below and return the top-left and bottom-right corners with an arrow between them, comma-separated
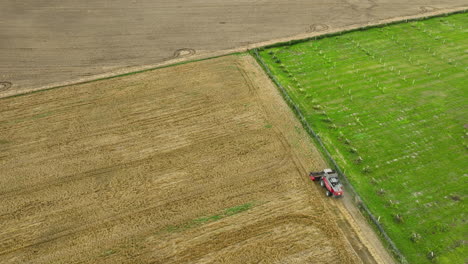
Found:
172,48 -> 196,59
420,6 -> 438,13
0,82 -> 12,91
0,55 -> 392,263
307,24 -> 330,33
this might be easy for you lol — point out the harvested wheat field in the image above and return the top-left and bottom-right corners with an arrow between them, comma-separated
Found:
0,55 -> 391,263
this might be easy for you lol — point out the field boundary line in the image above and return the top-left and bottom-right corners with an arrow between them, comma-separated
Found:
255,7 -> 467,50
0,52 -> 242,100
1,6 -> 466,100
250,48 -> 408,264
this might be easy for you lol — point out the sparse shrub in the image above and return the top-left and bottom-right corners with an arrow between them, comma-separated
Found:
434,223 -> 449,233
387,200 -> 400,209
337,131 -> 345,141
362,165 -> 371,173
354,156 -> 363,164
394,213 -> 404,223
410,232 -> 421,243
427,251 -> 437,262
377,188 -> 386,196
313,105 -> 322,110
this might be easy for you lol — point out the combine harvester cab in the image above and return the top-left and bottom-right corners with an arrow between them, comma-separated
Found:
309,168 -> 344,197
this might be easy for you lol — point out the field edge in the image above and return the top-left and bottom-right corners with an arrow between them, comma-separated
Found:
1,6 -> 466,100
249,48 -> 405,263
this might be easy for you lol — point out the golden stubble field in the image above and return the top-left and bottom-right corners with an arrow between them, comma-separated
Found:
0,55 -> 390,263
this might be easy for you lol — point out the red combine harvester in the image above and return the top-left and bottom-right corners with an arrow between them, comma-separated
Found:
309,168 -> 344,197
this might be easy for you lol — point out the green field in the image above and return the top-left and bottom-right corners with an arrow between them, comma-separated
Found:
257,13 -> 467,264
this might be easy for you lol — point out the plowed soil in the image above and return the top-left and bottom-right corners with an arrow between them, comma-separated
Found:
0,55 -> 392,263
1,1 -> 466,97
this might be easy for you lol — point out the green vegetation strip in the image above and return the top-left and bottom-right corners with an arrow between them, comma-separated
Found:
99,203 -> 255,258
164,203 -> 254,233
255,13 -> 467,264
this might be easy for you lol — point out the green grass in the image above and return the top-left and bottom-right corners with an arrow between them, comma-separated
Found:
257,13 -> 467,264
164,202 -> 254,233
99,249 -> 117,257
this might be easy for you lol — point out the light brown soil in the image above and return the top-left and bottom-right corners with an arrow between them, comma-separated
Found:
1,1 -> 466,97
0,55 -> 393,263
